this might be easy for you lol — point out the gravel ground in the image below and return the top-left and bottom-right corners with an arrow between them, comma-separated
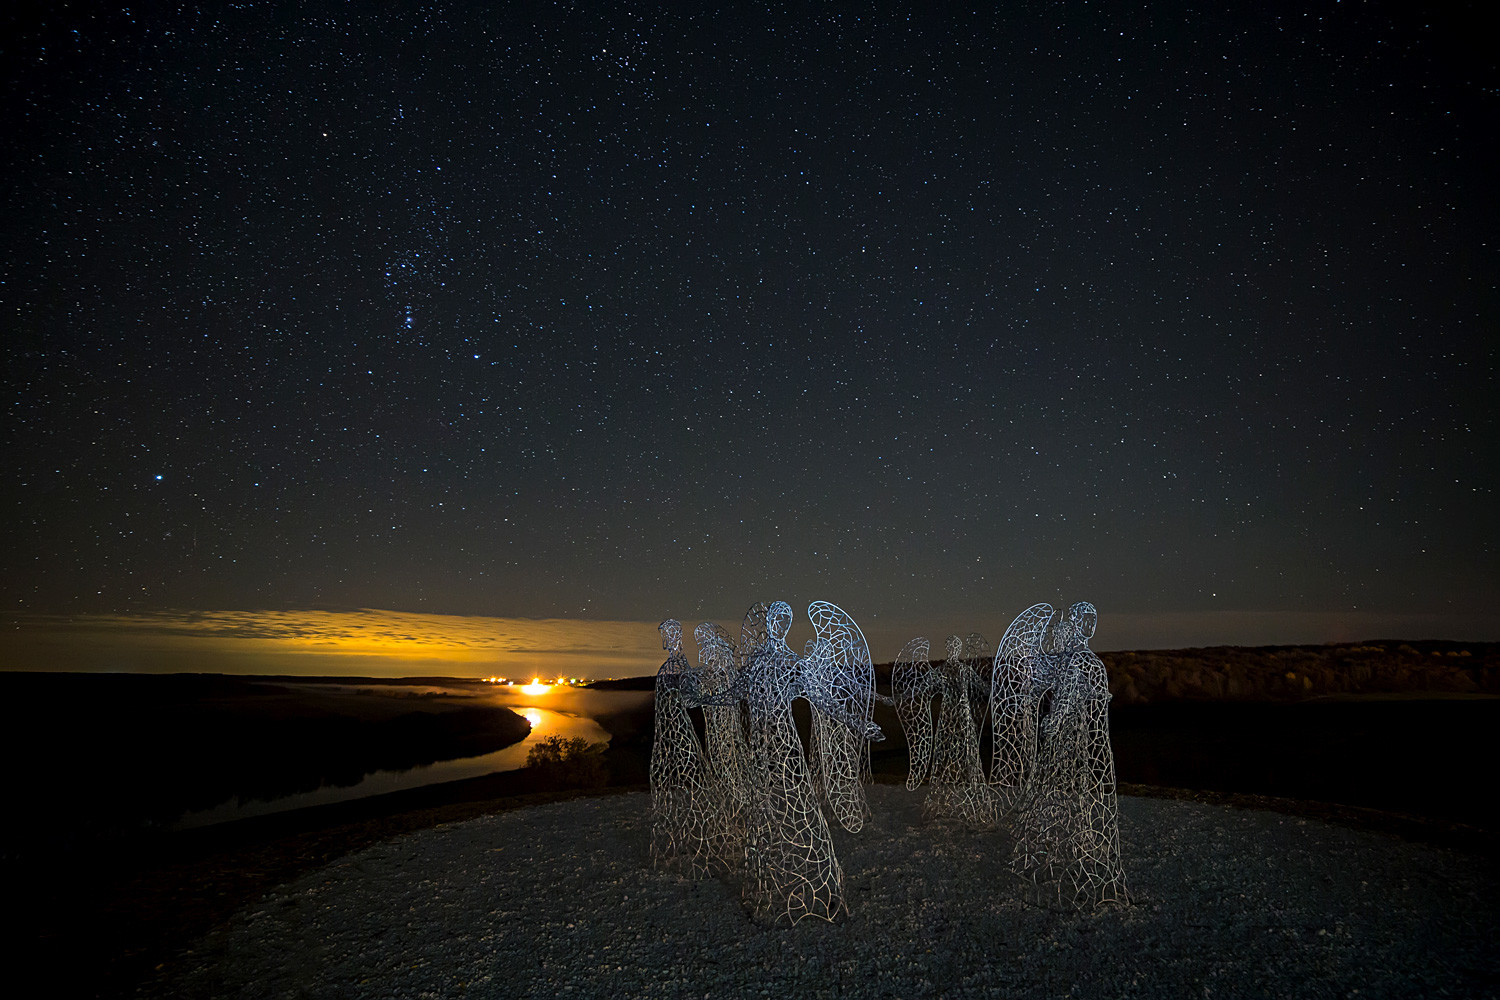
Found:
140,786 -> 1498,999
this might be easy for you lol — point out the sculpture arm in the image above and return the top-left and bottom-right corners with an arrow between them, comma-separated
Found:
671,666 -> 737,708
967,671 -> 990,700
802,681 -> 885,741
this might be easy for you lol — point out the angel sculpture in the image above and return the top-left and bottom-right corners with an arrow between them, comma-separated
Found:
701,601 -> 885,924
693,620 -> 749,863
648,619 -> 722,877
1002,602 -> 1129,909
892,637 -> 936,789
891,633 -> 996,826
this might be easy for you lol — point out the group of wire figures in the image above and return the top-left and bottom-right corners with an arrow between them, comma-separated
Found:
650,599 -> 1129,924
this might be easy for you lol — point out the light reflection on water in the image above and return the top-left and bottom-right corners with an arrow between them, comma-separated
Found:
174,689 -> 643,829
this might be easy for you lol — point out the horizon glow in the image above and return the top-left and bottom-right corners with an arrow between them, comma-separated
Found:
0,605 -> 1493,680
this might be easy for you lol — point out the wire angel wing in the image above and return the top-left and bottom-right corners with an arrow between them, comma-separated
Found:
807,601 -> 873,721
998,604 -> 1053,667
891,636 -> 935,790
805,600 -> 879,833
990,603 -> 1053,797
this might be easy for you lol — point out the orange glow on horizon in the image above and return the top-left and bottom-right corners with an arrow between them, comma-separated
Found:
520,677 -> 552,695
0,608 -> 670,679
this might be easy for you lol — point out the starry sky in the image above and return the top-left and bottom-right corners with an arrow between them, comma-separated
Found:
4,1 -> 1496,670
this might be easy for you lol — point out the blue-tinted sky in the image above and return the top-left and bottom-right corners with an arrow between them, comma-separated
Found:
3,1 -> 1496,663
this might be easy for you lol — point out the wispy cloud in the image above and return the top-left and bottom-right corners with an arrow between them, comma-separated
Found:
0,609 -> 670,678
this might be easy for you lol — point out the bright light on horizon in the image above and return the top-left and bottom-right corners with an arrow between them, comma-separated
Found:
520,677 -> 552,695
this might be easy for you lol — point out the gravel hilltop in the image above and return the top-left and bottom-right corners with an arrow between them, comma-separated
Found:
140,786 -> 1499,999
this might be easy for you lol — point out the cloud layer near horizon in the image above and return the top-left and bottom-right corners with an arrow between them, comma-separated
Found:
0,609 -> 667,678
1,606 -> 1492,679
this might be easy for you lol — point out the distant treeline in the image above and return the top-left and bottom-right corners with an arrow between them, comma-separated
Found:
1099,639 -> 1500,704
590,640 -> 1500,705
586,676 -> 656,691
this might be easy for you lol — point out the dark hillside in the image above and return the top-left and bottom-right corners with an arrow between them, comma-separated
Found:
1099,640 -> 1500,704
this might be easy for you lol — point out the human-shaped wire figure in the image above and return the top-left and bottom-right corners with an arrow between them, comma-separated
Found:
892,637 -> 936,789
693,620 -> 749,864
893,633 -> 995,826
924,638 -> 996,827
804,601 -> 877,833
649,619 -> 722,878
1005,603 -> 1129,909
703,601 -> 884,923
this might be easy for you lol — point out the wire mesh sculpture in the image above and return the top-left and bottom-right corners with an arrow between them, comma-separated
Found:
999,602 -> 1129,909
694,620 -> 749,865
962,631 -> 993,755
939,632 -> 998,825
739,600 -> 772,672
650,599 -> 1122,918
804,601 -> 877,833
990,603 -> 1053,815
740,602 -> 840,921
648,619 -> 722,878
725,599 -> 774,868
891,633 -> 995,826
677,601 -> 885,924
892,637 -> 936,789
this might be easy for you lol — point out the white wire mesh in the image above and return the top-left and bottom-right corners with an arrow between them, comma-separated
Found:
648,619 -> 724,878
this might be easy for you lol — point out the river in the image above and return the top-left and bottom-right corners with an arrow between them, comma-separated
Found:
174,686 -> 646,829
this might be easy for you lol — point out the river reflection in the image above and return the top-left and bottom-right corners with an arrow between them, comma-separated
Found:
175,687 -> 644,829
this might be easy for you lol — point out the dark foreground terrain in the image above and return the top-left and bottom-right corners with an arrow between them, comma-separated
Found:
0,672 -> 531,854
5,643 -> 1498,997
137,787 -> 1500,1000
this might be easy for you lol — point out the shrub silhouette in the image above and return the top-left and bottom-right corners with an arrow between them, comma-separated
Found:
525,735 -> 608,789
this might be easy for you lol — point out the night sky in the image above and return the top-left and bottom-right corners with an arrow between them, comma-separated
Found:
4,2 -> 1496,661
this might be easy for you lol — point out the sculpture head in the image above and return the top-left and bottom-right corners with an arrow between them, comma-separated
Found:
963,632 -> 988,662
1066,602 -> 1097,645
659,618 -> 683,652
695,622 -> 734,672
767,601 -> 793,641
945,634 -> 963,661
